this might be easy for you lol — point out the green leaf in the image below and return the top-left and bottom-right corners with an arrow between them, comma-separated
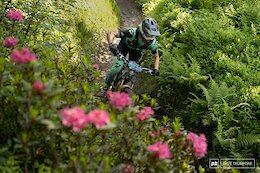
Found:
40,119 -> 58,130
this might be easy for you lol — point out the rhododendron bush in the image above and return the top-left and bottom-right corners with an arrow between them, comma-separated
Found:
0,0 -> 208,172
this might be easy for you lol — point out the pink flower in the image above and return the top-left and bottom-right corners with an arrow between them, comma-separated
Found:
88,109 -> 110,129
93,63 -> 99,70
161,128 -> 168,134
32,81 -> 47,94
122,164 -> 135,173
106,90 -> 112,100
10,48 -> 36,63
136,106 -> 154,121
150,131 -> 160,138
187,132 -> 207,158
147,142 -> 172,159
4,37 -> 18,47
60,107 -> 90,132
6,9 -> 24,22
108,92 -> 131,110
187,132 -> 197,141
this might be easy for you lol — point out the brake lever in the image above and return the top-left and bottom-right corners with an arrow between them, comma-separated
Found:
148,70 -> 154,76
142,68 -> 154,76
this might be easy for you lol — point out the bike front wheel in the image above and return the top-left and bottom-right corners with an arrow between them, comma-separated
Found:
121,88 -> 133,98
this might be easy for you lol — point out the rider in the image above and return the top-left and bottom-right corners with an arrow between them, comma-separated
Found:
104,17 -> 161,91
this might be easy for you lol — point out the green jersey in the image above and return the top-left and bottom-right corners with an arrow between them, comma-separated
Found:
119,28 -> 158,54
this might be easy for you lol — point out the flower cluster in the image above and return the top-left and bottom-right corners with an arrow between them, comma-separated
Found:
93,63 -> 99,70
108,91 -> 131,110
136,106 -> 154,120
87,109 -> 110,129
32,81 -> 47,94
60,107 -> 110,132
3,9 -> 36,64
10,48 -> 37,63
4,37 -> 18,48
147,131 -> 207,161
149,128 -> 168,138
6,9 -> 24,22
187,132 -> 207,158
61,107 -> 90,132
122,164 -> 135,173
147,141 -> 172,159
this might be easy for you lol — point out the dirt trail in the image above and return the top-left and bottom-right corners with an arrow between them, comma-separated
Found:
116,0 -> 143,29
95,0 -> 143,81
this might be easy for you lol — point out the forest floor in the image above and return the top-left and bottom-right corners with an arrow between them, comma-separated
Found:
95,0 -> 143,81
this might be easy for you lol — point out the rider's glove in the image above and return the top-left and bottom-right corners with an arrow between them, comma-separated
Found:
152,69 -> 160,76
109,43 -> 117,55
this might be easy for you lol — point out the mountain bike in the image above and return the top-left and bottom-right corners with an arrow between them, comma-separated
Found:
108,48 -> 154,97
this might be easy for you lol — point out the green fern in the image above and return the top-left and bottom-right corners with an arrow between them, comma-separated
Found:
197,83 -> 212,105
214,119 -> 236,150
214,132 -> 236,150
236,132 -> 260,149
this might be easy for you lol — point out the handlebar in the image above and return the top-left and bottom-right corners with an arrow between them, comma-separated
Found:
111,48 -> 154,75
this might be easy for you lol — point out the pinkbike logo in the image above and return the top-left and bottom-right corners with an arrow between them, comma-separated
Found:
209,158 -> 255,169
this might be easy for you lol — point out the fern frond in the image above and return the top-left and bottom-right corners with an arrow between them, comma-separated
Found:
217,118 -> 223,133
221,99 -> 233,123
214,131 -> 236,150
236,133 -> 260,149
197,83 -> 212,105
230,151 -> 243,158
189,92 -> 208,106
231,102 -> 250,110
224,127 -> 239,137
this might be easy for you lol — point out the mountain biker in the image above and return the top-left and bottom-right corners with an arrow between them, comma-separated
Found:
103,17 -> 161,91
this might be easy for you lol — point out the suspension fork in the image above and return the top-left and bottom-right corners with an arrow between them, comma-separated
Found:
111,69 -> 126,91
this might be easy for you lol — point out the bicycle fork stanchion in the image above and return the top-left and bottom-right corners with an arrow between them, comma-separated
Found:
105,56 -> 124,87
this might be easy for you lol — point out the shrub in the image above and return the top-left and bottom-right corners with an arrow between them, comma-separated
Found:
0,0 -> 208,172
136,0 -> 260,170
